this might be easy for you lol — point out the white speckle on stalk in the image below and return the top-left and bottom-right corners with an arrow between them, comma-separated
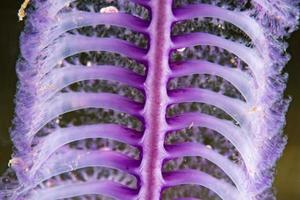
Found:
206,145 -> 212,149
65,2 -> 71,8
177,47 -> 186,52
58,60 -> 64,66
45,179 -> 56,187
188,122 -> 194,129
100,146 -> 110,151
100,6 -> 119,14
230,57 -> 236,64
217,24 -> 225,29
86,61 -> 92,67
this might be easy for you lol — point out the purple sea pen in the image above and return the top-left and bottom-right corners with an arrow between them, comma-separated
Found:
0,0 -> 299,199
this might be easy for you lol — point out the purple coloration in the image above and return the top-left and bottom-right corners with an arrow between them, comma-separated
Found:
0,0 -> 299,199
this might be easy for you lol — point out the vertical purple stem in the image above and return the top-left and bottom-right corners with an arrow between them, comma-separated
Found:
139,0 -> 172,199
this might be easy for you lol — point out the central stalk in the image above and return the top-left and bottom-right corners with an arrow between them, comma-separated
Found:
139,0 -> 173,199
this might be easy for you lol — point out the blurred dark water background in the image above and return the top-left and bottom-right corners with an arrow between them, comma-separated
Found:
0,1 -> 299,199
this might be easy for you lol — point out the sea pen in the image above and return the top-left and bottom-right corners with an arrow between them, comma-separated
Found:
0,0 -> 299,199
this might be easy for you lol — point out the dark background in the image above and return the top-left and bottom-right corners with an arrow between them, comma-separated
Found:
0,1 -> 299,199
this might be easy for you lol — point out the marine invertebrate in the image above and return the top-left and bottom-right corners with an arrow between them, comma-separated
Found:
1,0 -> 299,199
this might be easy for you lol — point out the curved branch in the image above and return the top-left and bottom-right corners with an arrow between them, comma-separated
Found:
170,60 -> 255,103
30,149 -> 140,185
163,170 -> 241,200
42,12 -> 149,48
30,124 -> 142,177
168,88 -> 249,124
46,0 -> 149,17
39,64 -> 145,101
167,112 -> 257,175
38,35 -> 147,78
28,92 -> 143,139
171,33 -> 264,81
165,142 -> 246,192
173,4 -> 265,54
27,180 -> 138,200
